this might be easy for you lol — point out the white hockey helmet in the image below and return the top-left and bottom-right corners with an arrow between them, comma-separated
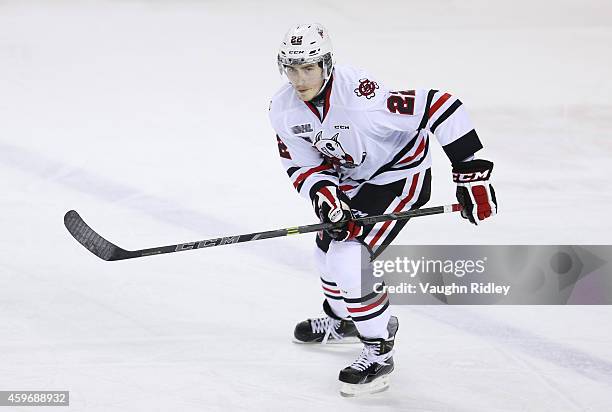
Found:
277,23 -> 334,80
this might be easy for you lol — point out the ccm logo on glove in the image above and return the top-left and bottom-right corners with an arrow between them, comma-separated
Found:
453,169 -> 492,183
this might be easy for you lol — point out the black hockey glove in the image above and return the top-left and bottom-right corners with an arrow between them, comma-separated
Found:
312,186 -> 363,241
452,159 -> 497,225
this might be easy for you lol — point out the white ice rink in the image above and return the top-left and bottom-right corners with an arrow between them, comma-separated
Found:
1,1 -> 612,410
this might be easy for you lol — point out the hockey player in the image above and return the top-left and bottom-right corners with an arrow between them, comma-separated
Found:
268,23 -> 497,396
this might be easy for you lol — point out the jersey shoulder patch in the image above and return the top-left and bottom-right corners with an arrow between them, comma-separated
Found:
332,65 -> 386,110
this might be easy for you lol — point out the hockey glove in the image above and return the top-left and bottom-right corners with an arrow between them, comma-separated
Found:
312,186 -> 363,241
452,159 -> 497,225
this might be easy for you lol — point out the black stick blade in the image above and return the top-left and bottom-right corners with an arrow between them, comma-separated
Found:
64,210 -> 127,261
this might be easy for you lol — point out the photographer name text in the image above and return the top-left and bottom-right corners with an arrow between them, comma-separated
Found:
374,282 -> 511,296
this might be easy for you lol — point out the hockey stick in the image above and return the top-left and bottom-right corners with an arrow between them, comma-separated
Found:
64,204 -> 462,261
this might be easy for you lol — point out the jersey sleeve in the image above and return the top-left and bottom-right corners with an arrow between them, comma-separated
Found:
371,89 -> 483,164
274,134 -> 340,201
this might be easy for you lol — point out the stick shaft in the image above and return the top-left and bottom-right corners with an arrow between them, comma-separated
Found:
64,204 -> 461,261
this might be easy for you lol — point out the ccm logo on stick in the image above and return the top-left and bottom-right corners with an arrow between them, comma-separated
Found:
175,236 -> 240,251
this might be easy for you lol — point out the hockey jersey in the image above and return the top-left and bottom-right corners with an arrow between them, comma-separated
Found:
268,65 -> 483,201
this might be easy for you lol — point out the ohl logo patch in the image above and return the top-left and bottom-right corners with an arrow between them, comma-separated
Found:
354,78 -> 379,99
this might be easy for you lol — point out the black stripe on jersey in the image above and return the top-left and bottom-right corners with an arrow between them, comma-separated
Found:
345,177 -> 408,241
286,167 -> 300,178
351,301 -> 390,322
430,100 -> 463,133
359,222 -> 378,240
369,169 -> 432,260
324,293 -> 343,300
295,161 -> 337,194
443,130 -> 484,164
418,89 -> 438,130
390,138 -> 429,172
369,133 -> 420,179
295,180 -> 305,193
320,277 -> 338,286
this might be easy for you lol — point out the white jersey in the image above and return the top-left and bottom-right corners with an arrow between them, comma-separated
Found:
269,64 -> 483,200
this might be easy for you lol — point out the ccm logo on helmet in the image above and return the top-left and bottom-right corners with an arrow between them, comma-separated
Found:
453,170 -> 491,182
288,50 -> 305,54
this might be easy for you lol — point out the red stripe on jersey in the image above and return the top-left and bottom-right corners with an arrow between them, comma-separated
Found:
293,164 -> 333,189
347,293 -> 388,313
322,285 -> 341,294
339,184 -> 355,192
318,186 -> 338,208
368,173 -> 420,248
397,136 -> 426,165
429,93 -> 451,117
322,75 -> 334,121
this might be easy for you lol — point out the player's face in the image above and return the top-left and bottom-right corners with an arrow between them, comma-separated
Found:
285,63 -> 324,101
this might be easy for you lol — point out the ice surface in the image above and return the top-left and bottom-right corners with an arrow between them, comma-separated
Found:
1,1 -> 611,410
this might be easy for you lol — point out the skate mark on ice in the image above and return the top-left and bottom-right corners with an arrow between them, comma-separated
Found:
0,142 -> 307,268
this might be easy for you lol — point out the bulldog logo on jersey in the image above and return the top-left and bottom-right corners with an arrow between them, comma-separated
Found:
354,78 -> 379,99
313,131 -> 362,168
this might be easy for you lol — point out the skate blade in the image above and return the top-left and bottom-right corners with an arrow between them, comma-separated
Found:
292,336 -> 360,345
340,375 -> 390,397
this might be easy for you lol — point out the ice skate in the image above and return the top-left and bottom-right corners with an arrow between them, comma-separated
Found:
293,299 -> 360,344
293,316 -> 359,344
339,316 -> 398,396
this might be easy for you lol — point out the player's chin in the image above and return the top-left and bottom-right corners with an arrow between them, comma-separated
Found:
296,90 -> 315,101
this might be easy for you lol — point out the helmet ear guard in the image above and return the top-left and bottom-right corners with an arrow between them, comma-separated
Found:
320,52 -> 333,79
